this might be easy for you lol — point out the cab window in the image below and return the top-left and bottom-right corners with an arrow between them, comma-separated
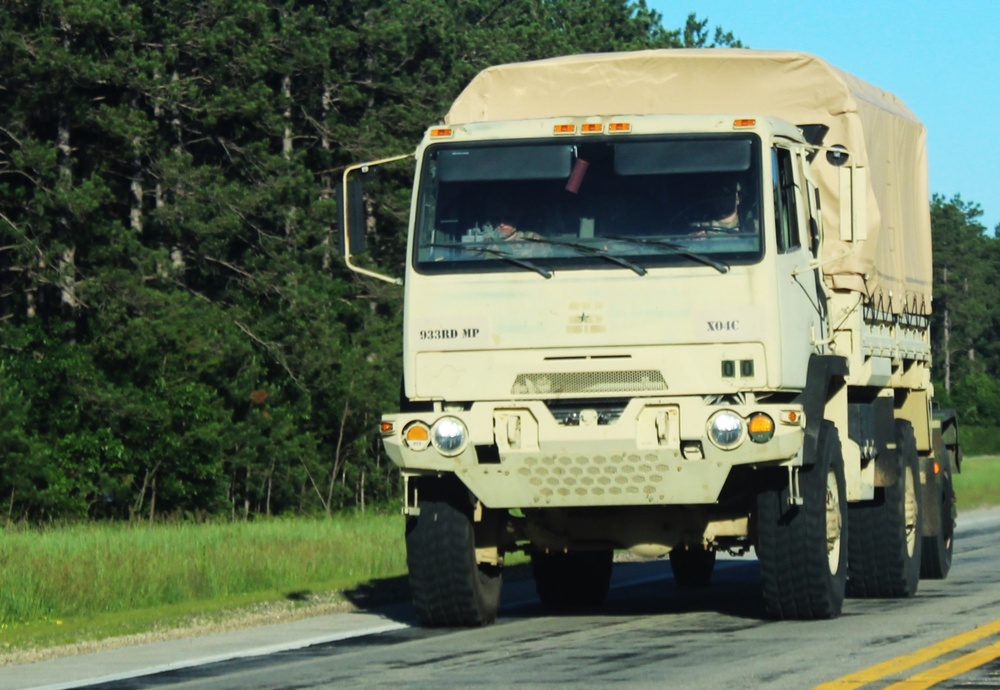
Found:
772,148 -> 801,253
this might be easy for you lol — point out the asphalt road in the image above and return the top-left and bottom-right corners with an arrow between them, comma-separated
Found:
4,508 -> 1000,690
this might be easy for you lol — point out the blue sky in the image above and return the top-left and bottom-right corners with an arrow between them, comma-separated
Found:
648,1 -> 1000,233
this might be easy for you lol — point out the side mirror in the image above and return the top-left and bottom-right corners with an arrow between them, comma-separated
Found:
336,174 -> 367,257
335,153 -> 412,286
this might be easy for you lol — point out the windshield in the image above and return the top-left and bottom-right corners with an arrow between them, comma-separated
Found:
413,135 -> 763,276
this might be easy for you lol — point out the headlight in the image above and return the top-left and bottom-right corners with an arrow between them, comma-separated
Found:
431,417 -> 468,456
707,411 -> 745,450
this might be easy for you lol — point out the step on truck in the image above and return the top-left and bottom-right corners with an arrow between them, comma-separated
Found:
338,49 -> 960,624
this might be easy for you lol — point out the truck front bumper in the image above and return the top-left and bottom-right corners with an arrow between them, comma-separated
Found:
380,397 -> 805,508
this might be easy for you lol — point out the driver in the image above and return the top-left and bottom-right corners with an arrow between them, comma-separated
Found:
496,222 -> 541,241
490,221 -> 550,257
692,179 -> 742,232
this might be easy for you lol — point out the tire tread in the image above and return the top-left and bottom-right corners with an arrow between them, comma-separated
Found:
407,497 -> 501,627
756,421 -> 847,619
847,420 -> 922,598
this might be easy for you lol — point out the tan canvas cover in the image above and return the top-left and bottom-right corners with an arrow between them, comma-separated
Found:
445,50 -> 932,314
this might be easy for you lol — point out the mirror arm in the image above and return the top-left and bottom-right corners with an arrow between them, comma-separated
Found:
341,154 -> 413,286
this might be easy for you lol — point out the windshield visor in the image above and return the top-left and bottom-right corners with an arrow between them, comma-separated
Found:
414,135 -> 763,275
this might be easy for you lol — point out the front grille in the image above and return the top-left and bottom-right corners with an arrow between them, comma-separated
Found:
517,454 -> 669,500
511,370 -> 666,395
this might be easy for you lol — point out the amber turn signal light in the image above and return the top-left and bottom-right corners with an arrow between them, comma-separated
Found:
748,413 -> 775,443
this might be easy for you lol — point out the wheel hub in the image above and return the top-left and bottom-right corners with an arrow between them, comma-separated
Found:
904,464 -> 918,557
826,468 -> 842,572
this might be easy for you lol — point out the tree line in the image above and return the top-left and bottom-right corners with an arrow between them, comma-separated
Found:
0,1 -> 992,523
0,0 -> 742,522
930,195 -> 1000,433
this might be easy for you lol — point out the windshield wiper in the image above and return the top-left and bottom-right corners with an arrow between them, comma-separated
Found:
425,242 -> 553,279
520,237 -> 647,276
607,236 -> 730,274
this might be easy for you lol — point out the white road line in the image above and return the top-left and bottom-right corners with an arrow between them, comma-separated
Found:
23,621 -> 410,690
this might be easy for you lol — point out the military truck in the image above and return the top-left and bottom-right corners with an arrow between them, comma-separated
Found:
339,50 -> 959,624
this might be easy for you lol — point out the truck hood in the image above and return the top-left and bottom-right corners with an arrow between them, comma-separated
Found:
404,268 -> 777,401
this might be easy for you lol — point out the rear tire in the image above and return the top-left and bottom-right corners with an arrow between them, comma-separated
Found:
406,492 -> 502,627
920,471 -> 955,579
531,549 -> 613,610
669,547 -> 716,588
847,419 -> 922,597
756,420 -> 847,619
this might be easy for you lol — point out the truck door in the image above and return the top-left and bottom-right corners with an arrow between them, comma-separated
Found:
772,146 -> 824,386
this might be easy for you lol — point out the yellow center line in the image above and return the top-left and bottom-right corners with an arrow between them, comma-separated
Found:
814,618 -> 1000,689
882,638 -> 1000,689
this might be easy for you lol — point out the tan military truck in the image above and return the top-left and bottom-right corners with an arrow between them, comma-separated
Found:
339,50 -> 959,624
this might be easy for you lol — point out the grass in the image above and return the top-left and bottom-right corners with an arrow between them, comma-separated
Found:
953,454 -> 1000,510
1,457 -> 997,657
0,512 -> 407,655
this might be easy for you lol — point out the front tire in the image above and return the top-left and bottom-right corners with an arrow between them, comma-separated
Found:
848,419 -> 922,597
406,492 -> 502,627
531,549 -> 613,610
756,420 -> 848,619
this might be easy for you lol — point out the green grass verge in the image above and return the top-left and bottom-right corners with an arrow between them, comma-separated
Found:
0,512 -> 407,654
954,455 -> 1000,510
